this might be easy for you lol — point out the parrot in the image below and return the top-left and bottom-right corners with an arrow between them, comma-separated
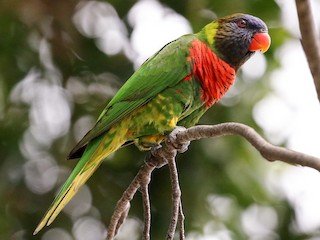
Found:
34,13 -> 271,234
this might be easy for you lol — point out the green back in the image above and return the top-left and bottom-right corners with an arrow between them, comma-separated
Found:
69,34 -> 198,158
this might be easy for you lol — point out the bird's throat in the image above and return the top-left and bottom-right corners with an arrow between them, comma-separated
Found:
188,40 -> 236,108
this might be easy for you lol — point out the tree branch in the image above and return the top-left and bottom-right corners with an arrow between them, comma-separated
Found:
140,179 -> 151,240
176,123 -> 320,170
166,152 -> 181,240
178,200 -> 185,240
106,160 -> 157,240
106,123 -> 320,239
295,0 -> 320,101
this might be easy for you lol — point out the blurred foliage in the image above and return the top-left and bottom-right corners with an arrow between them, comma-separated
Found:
0,0 -> 313,239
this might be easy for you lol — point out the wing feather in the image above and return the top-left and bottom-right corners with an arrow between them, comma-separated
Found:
68,34 -> 196,159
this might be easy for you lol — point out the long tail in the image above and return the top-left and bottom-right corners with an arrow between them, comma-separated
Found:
33,129 -> 126,235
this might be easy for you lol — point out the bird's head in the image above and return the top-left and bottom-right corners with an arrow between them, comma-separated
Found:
200,13 -> 271,71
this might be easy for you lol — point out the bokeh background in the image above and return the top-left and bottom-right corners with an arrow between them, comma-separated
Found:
1,0 -> 320,239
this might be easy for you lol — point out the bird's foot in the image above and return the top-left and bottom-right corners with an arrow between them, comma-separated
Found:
146,126 -> 189,168
135,135 -> 164,151
145,144 -> 168,168
166,126 -> 190,153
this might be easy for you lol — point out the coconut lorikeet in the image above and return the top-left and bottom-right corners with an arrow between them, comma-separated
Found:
34,13 -> 271,234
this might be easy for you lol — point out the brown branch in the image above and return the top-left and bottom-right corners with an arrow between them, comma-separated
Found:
106,123 -> 320,239
166,152 -> 181,240
140,166 -> 152,240
295,0 -> 320,101
176,123 -> 320,170
106,160 -> 157,240
178,200 -> 185,240
141,185 -> 151,240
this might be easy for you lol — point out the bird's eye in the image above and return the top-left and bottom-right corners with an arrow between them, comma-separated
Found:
237,19 -> 247,28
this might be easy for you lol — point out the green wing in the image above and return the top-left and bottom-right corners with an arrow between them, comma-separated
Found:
68,34 -> 197,159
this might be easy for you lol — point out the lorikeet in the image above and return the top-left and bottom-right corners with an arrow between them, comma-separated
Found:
34,13 -> 270,234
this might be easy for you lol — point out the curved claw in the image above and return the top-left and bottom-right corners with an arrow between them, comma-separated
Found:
167,126 -> 190,153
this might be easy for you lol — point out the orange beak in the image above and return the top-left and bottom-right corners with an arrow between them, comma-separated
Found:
249,32 -> 271,53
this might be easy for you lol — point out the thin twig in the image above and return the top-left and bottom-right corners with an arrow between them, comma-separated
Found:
140,168 -> 152,240
115,202 -> 130,236
141,186 -> 151,240
178,200 -> 185,240
107,188 -> 135,239
295,0 -> 320,101
106,161 -> 156,240
166,152 -> 180,240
